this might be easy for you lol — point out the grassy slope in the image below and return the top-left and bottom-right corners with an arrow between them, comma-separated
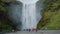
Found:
41,0 -> 60,30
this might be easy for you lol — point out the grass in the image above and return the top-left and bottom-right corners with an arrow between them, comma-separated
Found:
41,10 -> 60,30
38,0 -> 60,30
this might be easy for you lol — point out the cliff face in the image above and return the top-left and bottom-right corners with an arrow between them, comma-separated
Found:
0,0 -> 16,31
37,0 -> 60,30
0,0 -> 60,31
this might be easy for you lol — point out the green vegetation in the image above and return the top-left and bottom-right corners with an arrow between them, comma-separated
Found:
37,0 -> 60,30
0,0 -> 15,32
0,0 -> 60,32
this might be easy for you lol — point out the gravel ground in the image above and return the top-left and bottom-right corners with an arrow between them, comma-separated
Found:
5,30 -> 60,34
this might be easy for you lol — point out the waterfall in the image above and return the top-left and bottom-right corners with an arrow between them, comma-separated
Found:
22,3 -> 37,30
8,0 -> 43,31
17,0 -> 39,30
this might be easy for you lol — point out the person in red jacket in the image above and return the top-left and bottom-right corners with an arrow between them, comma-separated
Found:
32,28 -> 39,32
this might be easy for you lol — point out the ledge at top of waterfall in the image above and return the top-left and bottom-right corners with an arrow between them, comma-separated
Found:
17,0 -> 39,4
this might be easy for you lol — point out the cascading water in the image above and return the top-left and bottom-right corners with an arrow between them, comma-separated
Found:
8,0 -> 43,31
22,4 -> 37,30
17,0 -> 40,30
